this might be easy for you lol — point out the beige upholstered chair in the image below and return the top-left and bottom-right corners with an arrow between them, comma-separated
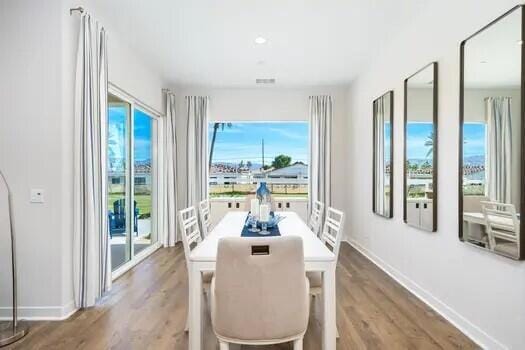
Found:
309,200 -> 325,237
178,206 -> 213,332
307,207 -> 345,295
481,201 -> 520,258
198,198 -> 212,237
211,236 -> 309,350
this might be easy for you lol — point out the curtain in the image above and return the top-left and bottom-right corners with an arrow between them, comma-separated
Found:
374,97 -> 386,213
186,96 -> 209,207
73,13 -> 110,308
485,97 -> 512,203
163,92 -> 179,246
308,96 -> 332,219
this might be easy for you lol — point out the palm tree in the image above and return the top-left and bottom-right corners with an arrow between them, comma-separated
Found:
209,122 -> 232,170
424,131 -> 434,158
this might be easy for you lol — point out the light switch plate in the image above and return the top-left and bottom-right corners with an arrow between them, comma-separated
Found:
30,189 -> 45,203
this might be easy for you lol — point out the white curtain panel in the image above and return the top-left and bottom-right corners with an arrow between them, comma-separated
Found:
163,92 -> 179,246
308,96 -> 332,219
186,96 -> 209,207
73,13 -> 110,308
485,97 -> 512,203
374,98 -> 386,214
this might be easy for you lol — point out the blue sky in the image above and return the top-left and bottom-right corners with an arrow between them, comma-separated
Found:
108,106 -> 152,165
406,122 -> 433,160
463,123 -> 486,157
209,122 -> 308,165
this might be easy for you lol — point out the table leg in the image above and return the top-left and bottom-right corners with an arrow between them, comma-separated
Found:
322,265 -> 337,350
189,262 -> 202,350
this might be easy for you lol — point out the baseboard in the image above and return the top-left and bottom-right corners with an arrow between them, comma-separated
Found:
0,300 -> 78,321
345,238 -> 506,350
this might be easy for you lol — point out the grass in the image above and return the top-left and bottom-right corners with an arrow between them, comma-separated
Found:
108,193 -> 151,216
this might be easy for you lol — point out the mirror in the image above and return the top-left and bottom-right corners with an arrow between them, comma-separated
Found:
460,5 -> 524,259
373,91 -> 394,218
404,63 -> 438,232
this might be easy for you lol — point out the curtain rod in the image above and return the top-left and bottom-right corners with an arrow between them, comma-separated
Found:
70,6 -> 84,15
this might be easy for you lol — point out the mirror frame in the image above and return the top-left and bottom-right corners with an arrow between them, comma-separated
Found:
458,5 -> 525,259
372,90 -> 394,218
403,62 -> 438,232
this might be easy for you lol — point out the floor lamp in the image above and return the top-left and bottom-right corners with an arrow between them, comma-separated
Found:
0,170 -> 28,347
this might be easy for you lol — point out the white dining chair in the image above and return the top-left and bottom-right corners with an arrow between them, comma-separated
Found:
309,200 -> 325,237
211,236 -> 309,350
481,201 -> 520,257
198,198 -> 212,237
178,206 -> 213,332
308,207 -> 344,297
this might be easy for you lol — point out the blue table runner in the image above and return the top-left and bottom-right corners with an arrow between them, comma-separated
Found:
241,212 -> 281,237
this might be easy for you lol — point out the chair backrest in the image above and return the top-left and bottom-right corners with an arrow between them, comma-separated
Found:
198,199 -> 212,237
481,201 -> 520,252
320,207 -> 345,260
211,236 -> 309,343
178,206 -> 202,267
309,200 -> 325,236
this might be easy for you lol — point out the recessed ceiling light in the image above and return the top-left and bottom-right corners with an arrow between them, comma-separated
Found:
255,37 -> 267,44
257,60 -> 266,65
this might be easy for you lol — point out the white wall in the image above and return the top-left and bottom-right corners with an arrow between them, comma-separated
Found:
345,1 -> 525,349
170,86 -> 349,213
0,0 -> 166,319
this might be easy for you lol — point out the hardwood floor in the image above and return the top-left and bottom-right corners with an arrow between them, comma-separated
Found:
3,242 -> 477,350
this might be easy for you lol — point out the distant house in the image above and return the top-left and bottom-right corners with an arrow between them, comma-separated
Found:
209,162 -> 308,185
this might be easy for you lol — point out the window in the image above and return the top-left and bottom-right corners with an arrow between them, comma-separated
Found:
406,122 -> 434,199
107,90 -> 160,273
463,122 -> 487,195
208,122 -> 308,198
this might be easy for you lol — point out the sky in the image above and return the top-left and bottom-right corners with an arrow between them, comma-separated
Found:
463,123 -> 486,157
406,122 -> 433,160
209,122 -> 308,165
108,106 -> 153,168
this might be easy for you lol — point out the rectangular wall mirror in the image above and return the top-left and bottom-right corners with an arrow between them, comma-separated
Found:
459,5 -> 524,259
404,63 -> 438,232
373,91 -> 394,218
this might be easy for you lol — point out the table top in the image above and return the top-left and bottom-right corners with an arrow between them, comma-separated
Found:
190,211 -> 335,262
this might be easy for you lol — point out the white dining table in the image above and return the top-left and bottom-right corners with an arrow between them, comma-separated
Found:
188,211 -> 337,350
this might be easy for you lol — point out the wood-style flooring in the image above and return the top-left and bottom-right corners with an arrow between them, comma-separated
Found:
2,243 -> 477,349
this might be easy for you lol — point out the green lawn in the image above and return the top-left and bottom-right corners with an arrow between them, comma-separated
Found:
108,193 -> 151,217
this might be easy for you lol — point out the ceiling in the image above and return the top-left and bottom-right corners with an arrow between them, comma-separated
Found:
464,7 -> 521,88
91,0 -> 431,87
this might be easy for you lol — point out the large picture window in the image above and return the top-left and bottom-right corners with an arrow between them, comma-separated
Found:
208,122 -> 308,198
462,122 -> 487,196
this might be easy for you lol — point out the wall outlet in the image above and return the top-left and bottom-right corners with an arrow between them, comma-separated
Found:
30,189 -> 45,203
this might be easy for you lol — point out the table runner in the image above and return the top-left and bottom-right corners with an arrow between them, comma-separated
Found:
241,212 -> 281,237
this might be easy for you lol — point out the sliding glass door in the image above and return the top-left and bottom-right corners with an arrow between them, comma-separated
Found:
108,94 -> 131,270
108,90 -> 159,273
133,108 -> 158,256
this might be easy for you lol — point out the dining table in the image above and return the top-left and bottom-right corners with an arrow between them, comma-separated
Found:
188,211 -> 337,350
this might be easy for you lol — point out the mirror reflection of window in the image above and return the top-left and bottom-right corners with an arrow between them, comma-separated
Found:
404,63 -> 437,231
461,6 -> 522,259
373,91 -> 393,218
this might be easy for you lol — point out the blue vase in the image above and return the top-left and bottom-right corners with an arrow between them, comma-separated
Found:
256,182 -> 272,204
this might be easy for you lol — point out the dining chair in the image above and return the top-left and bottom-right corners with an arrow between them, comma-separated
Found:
211,236 -> 309,350
309,200 -> 325,237
198,198 -> 212,237
178,206 -> 213,332
481,201 -> 520,257
308,207 -> 345,295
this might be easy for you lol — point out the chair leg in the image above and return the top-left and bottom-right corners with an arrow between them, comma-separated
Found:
219,341 -> 229,350
293,338 -> 303,350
